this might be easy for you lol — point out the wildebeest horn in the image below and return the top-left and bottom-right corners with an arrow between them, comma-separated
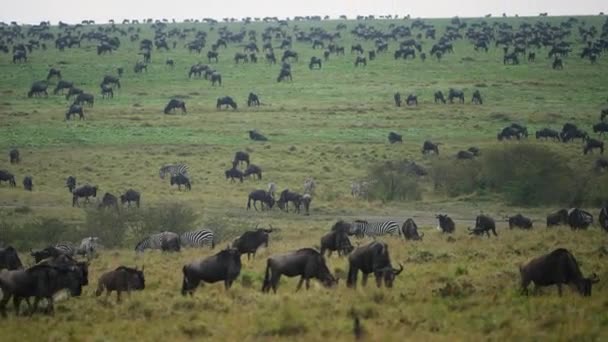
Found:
393,263 -> 404,275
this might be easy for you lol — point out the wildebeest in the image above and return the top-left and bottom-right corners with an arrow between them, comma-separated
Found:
400,218 -> 424,240
456,150 -> 475,159
9,148 -> 19,164
243,164 -> 262,180
182,248 -> 242,294
354,56 -> 367,66
207,51 -> 219,63
30,247 -> 64,263
28,81 -> 48,98
552,57 -> 563,70
211,72 -> 222,86
65,104 -> 84,120
66,87 -> 83,100
0,170 -> 16,187
536,128 -> 561,141
233,151 -> 250,166
277,189 -> 303,213
503,52 -> 520,65
509,214 -> 533,229
247,92 -> 260,107
519,248 -> 599,296
0,246 -> 22,271
471,90 -> 483,104
133,61 -> 147,73
53,80 -> 73,95
593,122 -> 608,136
595,158 -> 608,172
309,56 -> 322,70
320,220 -> 354,257
583,138 -> 604,155
448,89 -> 464,104
281,50 -> 298,62
225,167 -> 244,182
100,83 -> 113,99
170,174 -> 191,191
120,189 -> 140,208
277,68 -> 292,82
388,132 -> 402,144
66,176 -> 76,193
72,185 -> 98,206
216,96 -> 237,110
164,99 -> 187,114
394,92 -> 401,107
422,140 -> 439,155
232,226 -> 272,260
436,214 -> 455,234
406,94 -> 418,106
102,75 -> 120,89
434,91 -> 446,104
567,208 -> 593,230
74,93 -> 94,107
95,266 -> 145,302
468,215 -> 497,237
546,209 -> 568,227
12,49 -> 27,63
528,52 -> 536,62
99,192 -> 118,210
247,189 -> 275,211
262,248 -> 337,293
599,207 -> 608,232
347,241 -> 403,288
497,126 -> 523,141
249,130 -> 267,141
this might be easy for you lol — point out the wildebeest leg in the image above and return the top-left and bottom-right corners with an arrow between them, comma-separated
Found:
296,277 -> 305,291
224,279 -> 232,290
492,228 -> 498,236
1,292 -> 12,317
557,284 -> 563,296
271,273 -> 281,293
116,290 -> 122,303
254,200 -> 259,211
305,277 -> 311,290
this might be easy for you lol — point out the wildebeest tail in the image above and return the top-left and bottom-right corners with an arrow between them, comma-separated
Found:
247,196 -> 252,210
181,265 -> 190,296
261,260 -> 271,292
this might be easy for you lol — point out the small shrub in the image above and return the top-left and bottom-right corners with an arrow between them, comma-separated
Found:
366,161 -> 422,202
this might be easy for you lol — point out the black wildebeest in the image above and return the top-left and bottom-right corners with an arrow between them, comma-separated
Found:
400,218 -> 424,240
65,104 -> 84,120
320,220 -> 354,257
243,164 -> 262,180
28,81 -> 48,98
262,248 -> 337,293
593,122 -> 608,136
247,92 -> 260,107
448,89 -> 464,104
547,209 -> 568,227
95,266 -> 145,302
422,140 -> 440,155
536,128 -> 561,141
249,130 -> 268,141
207,51 -> 219,63
0,246 -> 23,271
12,50 -> 27,63
406,94 -> 418,106
599,207 -> 608,232
468,215 -> 497,237
164,99 -> 187,114
217,96 -> 237,110
66,176 -> 76,193
277,189 -> 303,213
46,68 -> 61,81
347,241 -> 403,288
309,56 -> 322,70
170,174 -> 191,191
497,126 -> 522,141
471,90 -> 483,104
0,170 -> 17,187
74,93 -> 94,107
101,83 -> 113,99
234,52 -> 249,64
102,75 -> 120,89
567,208 -> 593,230
388,132 -> 402,144
247,189 -> 275,211
182,248 -> 242,294
9,148 -> 19,164
394,92 -> 401,107
436,214 -> 455,233
354,56 -> 367,66
277,68 -> 292,82
232,225 -> 273,260
225,167 -> 244,182
519,248 -> 599,296
434,91 -> 446,104
509,214 -> 533,229
211,72 -> 222,86
120,189 -> 140,208
233,151 -> 250,166
584,138 -> 604,155
99,192 -> 118,210
53,80 -> 73,95
72,185 -> 98,207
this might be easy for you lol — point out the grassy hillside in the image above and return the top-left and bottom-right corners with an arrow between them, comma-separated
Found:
0,15 -> 607,340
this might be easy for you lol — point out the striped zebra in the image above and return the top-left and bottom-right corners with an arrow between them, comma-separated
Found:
350,220 -> 399,238
159,164 -> 189,180
135,231 -> 180,253
180,229 -> 215,248
76,237 -> 101,259
54,242 -> 76,256
303,177 -> 316,195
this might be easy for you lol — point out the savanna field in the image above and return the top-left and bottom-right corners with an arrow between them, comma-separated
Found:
1,15 -> 608,341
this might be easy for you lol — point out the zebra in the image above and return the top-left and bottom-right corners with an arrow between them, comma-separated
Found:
267,182 -> 277,199
159,164 -> 189,180
180,229 -> 215,248
54,242 -> 76,256
303,177 -> 316,195
76,237 -> 101,259
350,220 -> 399,238
135,231 -> 181,253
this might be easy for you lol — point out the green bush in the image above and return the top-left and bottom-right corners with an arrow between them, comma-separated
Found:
0,217 -> 76,250
431,158 -> 481,197
366,161 -> 422,202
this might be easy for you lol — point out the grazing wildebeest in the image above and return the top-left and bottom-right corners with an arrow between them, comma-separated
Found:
9,148 -> 19,164
28,81 -> 48,98
210,72 -> 222,86
593,122 -> 608,136
120,189 -> 140,208
351,44 -> 363,54
278,189 -> 303,213
133,61 -> 147,74
422,140 -> 439,155
53,80 -> 73,95
434,91 -> 446,104
234,52 -> 249,64
0,246 -> 23,271
584,138 -> 604,155
166,59 -> 175,68
468,215 -> 497,237
262,248 -> 337,293
216,96 -> 237,110
74,93 -> 94,107
72,185 -> 98,206
249,130 -> 268,141
448,89 -> 464,104
170,174 -> 191,191
320,220 -> 354,257
95,266 -> 145,302
400,218 -> 424,240
232,226 -> 273,260
567,208 -> 593,230
536,128 -> 561,141
388,132 -> 402,144
65,104 -> 84,120
246,189 -> 275,211
102,75 -> 120,89
265,52 -> 277,64
406,94 -> 418,106
207,51 -> 219,63
497,126 -> 523,141
347,241 -> 403,289
471,90 -> 483,104
277,68 -> 292,82
243,164 -> 262,180
599,207 -> 608,232
394,92 -> 401,107
99,192 -> 118,210
354,56 -> 367,66
182,248 -> 242,294
225,167 -> 244,182
101,83 -> 113,99
281,50 -> 298,62
528,52 -> 536,62
436,214 -> 455,233
0,170 -> 16,187
233,151 -> 250,166
509,214 -> 533,229
309,56 -> 322,70
547,209 -> 568,227
552,57 -> 563,70
66,176 -> 76,193
66,87 -> 83,100
12,50 -> 27,63
247,93 -> 260,107
456,150 -> 475,159
519,248 -> 599,296
323,50 -> 331,61
164,99 -> 187,114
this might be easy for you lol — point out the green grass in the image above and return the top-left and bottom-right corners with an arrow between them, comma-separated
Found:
0,15 -> 607,340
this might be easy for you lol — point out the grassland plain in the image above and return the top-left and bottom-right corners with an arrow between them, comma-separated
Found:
0,15 -> 607,341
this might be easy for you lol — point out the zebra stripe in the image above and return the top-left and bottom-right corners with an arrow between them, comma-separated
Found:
180,230 -> 215,248
159,164 -> 189,179
54,242 -> 75,256
135,232 -> 179,252
351,220 -> 399,238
